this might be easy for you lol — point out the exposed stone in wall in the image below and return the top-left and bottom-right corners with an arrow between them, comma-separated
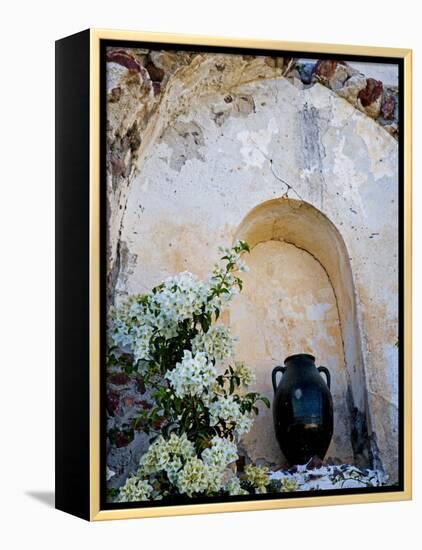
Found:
106,48 -> 196,303
105,363 -> 155,488
291,59 -> 399,138
106,50 -> 399,485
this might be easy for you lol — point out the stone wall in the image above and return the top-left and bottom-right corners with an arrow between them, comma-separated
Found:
106,49 -> 399,484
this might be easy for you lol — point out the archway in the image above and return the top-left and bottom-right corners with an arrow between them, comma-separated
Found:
230,198 -> 371,468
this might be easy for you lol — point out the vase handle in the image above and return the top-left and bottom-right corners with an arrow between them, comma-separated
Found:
272,366 -> 286,393
318,366 -> 331,390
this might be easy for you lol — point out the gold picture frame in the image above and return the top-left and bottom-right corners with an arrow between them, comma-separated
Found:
55,28 -> 412,521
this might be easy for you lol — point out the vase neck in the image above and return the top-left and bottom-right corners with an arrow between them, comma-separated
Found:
284,353 -> 316,368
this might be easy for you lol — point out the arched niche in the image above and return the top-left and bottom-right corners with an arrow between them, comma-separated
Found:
231,198 -> 371,467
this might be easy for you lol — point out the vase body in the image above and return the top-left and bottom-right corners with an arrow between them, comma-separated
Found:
272,354 -> 333,465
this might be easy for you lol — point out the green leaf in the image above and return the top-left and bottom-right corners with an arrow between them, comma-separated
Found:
107,488 -> 120,500
260,396 -> 271,408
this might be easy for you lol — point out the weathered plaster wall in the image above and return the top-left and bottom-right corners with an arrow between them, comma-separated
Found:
106,51 -> 399,482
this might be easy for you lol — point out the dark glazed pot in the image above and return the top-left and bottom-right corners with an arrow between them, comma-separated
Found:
272,354 -> 333,465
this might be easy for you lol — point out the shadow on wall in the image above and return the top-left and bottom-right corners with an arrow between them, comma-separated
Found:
232,197 -> 375,468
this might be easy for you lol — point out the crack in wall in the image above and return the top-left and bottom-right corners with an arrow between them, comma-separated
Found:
248,136 -> 304,200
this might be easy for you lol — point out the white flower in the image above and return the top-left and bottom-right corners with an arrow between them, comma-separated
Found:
108,244 -> 250,365
139,433 -> 195,476
244,464 -> 269,493
118,476 -> 153,502
235,413 -> 254,438
225,475 -> 248,496
201,436 -> 238,470
208,395 -> 241,426
208,397 -> 254,438
176,457 -> 209,497
192,325 -> 235,362
165,456 -> 183,484
165,350 -> 217,398
132,324 -> 154,362
166,432 -> 196,458
233,362 -> 255,386
136,433 -> 240,497
152,272 -> 208,331
109,272 -> 211,360
217,244 -> 249,273
139,436 -> 171,474
206,267 -> 239,312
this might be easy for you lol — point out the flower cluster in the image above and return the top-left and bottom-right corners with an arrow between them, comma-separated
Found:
217,245 -> 250,273
175,457 -> 209,496
224,475 -> 248,496
153,272 -> 209,330
234,414 -> 254,438
209,395 -> 241,425
208,395 -> 253,437
109,271 -> 209,361
119,433 -> 242,500
178,435 -> 239,496
201,436 -> 238,469
232,362 -> 255,386
206,266 -> 239,312
243,465 -> 270,494
139,432 -> 196,483
118,477 -> 154,502
165,350 -> 217,398
279,478 -> 299,492
191,325 -> 234,362
109,242 -> 251,371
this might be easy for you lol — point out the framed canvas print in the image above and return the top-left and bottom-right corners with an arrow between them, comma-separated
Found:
55,28 -> 412,521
